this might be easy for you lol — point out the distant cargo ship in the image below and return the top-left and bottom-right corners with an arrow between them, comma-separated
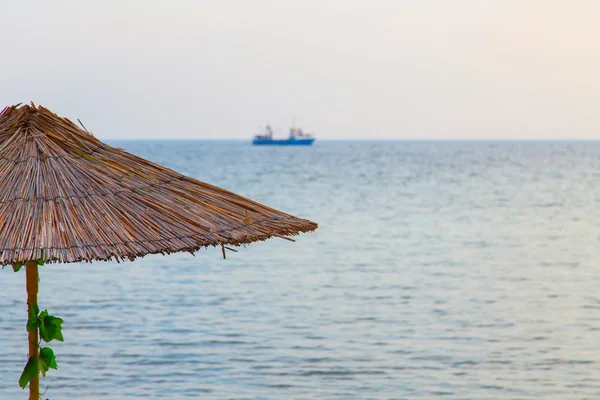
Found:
252,125 -> 315,146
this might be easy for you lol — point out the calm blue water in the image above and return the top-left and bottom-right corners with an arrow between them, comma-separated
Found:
2,140 -> 600,399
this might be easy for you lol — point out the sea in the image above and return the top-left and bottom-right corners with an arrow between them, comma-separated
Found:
1,140 -> 600,399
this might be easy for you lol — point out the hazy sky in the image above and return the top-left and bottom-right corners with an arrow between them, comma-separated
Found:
2,1 -> 600,140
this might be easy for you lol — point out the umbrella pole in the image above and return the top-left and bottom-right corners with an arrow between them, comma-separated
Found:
25,260 -> 39,400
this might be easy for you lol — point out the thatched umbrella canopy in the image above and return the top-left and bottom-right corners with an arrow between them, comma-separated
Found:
0,103 -> 317,399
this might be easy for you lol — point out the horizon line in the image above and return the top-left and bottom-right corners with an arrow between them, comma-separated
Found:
101,138 -> 600,142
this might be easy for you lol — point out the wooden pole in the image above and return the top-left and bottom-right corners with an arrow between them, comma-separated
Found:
25,260 -> 39,400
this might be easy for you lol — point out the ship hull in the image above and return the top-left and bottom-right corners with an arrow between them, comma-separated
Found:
252,138 -> 315,146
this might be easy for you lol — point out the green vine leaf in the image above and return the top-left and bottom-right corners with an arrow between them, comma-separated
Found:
37,250 -> 45,266
39,310 -> 64,342
38,347 -> 58,377
18,356 -> 38,389
12,262 -> 23,272
26,304 -> 40,332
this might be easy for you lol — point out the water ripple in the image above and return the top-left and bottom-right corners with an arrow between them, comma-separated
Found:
2,141 -> 600,398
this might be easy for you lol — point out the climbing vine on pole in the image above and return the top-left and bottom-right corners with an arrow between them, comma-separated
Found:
13,258 -> 64,399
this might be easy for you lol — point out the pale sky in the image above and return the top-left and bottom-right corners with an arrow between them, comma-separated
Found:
2,1 -> 600,140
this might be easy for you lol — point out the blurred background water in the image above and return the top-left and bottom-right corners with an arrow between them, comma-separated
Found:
2,140 -> 600,399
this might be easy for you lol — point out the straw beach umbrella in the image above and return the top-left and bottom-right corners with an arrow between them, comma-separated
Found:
0,103 -> 317,399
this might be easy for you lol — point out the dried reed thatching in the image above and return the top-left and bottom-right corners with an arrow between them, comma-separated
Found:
0,103 -> 317,265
